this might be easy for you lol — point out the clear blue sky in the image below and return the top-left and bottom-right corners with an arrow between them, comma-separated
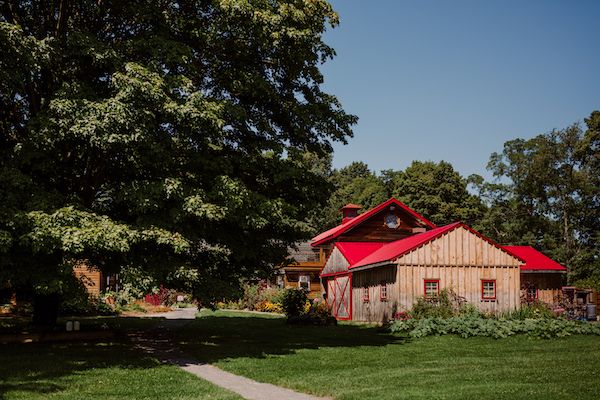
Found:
321,0 -> 600,180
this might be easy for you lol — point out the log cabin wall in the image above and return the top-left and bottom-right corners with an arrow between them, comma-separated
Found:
352,266 -> 398,322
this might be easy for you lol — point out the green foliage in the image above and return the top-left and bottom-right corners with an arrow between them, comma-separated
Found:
241,283 -> 262,310
281,288 -> 308,318
501,301 -> 556,320
480,112 -> 600,284
390,315 -> 600,339
0,1 -> 356,319
383,161 -> 486,226
314,162 -> 388,230
410,290 -> 457,319
117,266 -> 158,300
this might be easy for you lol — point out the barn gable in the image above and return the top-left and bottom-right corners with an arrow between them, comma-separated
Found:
321,246 -> 350,276
311,198 -> 436,246
352,223 -> 524,271
394,225 -> 523,267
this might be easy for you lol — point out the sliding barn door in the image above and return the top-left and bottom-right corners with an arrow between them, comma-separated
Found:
334,274 -> 351,320
326,279 -> 335,310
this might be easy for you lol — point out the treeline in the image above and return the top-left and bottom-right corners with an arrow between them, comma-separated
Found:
309,111 -> 600,288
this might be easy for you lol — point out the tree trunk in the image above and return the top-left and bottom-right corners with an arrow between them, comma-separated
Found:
32,293 -> 61,327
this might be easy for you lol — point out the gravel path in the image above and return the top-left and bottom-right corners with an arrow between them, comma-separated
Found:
131,308 -> 329,400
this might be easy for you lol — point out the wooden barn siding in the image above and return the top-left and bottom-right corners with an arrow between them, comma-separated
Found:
393,227 -> 522,314
521,273 -> 564,304
73,262 -> 103,297
321,247 -> 350,275
352,266 -> 398,322
338,208 -> 423,243
396,264 -> 520,314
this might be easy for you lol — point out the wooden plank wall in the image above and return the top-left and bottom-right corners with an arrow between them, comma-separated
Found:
73,262 -> 103,297
394,227 -> 521,314
321,247 -> 350,275
338,208 -> 427,242
396,265 -> 520,314
352,266 -> 398,322
521,273 -> 564,304
351,226 -> 523,321
395,226 -> 522,268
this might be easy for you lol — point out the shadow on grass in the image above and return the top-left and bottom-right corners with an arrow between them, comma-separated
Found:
0,311 -> 402,399
0,340 -> 161,400
171,311 -> 405,364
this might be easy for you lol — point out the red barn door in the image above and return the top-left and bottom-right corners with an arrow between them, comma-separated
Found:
334,274 -> 352,320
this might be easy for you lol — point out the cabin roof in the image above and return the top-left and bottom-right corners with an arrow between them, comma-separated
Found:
350,222 -> 526,270
311,198 -> 437,247
503,246 -> 567,272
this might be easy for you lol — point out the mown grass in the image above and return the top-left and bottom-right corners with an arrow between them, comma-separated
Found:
0,334 -> 242,400
175,310 -> 600,400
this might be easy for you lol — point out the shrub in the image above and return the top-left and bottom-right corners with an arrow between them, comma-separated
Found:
502,301 -> 556,320
390,315 -> 600,339
144,286 -> 177,306
260,287 -> 286,306
242,283 -> 261,310
255,300 -> 283,313
409,289 -> 467,319
281,288 -> 308,318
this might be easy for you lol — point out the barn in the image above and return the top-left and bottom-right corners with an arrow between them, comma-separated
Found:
314,198 -> 566,322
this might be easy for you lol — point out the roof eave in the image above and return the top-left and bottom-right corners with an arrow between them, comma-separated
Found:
349,260 -> 395,272
520,269 -> 567,274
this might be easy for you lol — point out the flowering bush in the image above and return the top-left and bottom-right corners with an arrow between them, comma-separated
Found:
255,300 -> 283,313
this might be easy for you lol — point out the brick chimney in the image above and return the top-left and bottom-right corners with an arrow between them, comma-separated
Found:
339,203 -> 361,224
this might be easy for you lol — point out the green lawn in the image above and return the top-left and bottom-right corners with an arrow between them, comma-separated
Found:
174,310 -> 600,400
0,340 -> 242,400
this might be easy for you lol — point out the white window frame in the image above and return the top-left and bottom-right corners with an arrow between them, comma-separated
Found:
299,274 -> 310,291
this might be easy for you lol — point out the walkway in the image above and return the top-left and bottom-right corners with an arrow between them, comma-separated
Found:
131,308 -> 329,400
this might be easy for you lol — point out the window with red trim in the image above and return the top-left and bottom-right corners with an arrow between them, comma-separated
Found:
362,287 -> 370,302
424,279 -> 439,298
482,280 -> 496,300
380,282 -> 387,301
526,285 -> 538,300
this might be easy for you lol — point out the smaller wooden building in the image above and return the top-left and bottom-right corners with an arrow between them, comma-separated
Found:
73,261 -> 105,297
277,242 -> 326,298
503,246 -> 567,303
321,222 -> 524,321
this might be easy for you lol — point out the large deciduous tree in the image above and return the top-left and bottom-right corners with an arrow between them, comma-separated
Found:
314,162 -> 388,229
483,112 -> 600,286
382,161 -> 486,227
0,0 -> 356,323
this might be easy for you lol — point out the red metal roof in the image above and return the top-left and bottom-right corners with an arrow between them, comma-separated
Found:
503,246 -> 567,272
335,242 -> 387,267
351,223 -> 462,269
311,198 -> 437,247
351,222 -> 526,270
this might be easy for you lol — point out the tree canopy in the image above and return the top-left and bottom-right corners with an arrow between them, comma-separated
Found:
0,0 -> 356,319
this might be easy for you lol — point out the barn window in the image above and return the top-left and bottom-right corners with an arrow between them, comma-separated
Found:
526,285 -> 538,300
482,280 -> 496,300
380,282 -> 387,301
363,287 -> 370,302
424,279 -> 439,298
299,275 -> 310,291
